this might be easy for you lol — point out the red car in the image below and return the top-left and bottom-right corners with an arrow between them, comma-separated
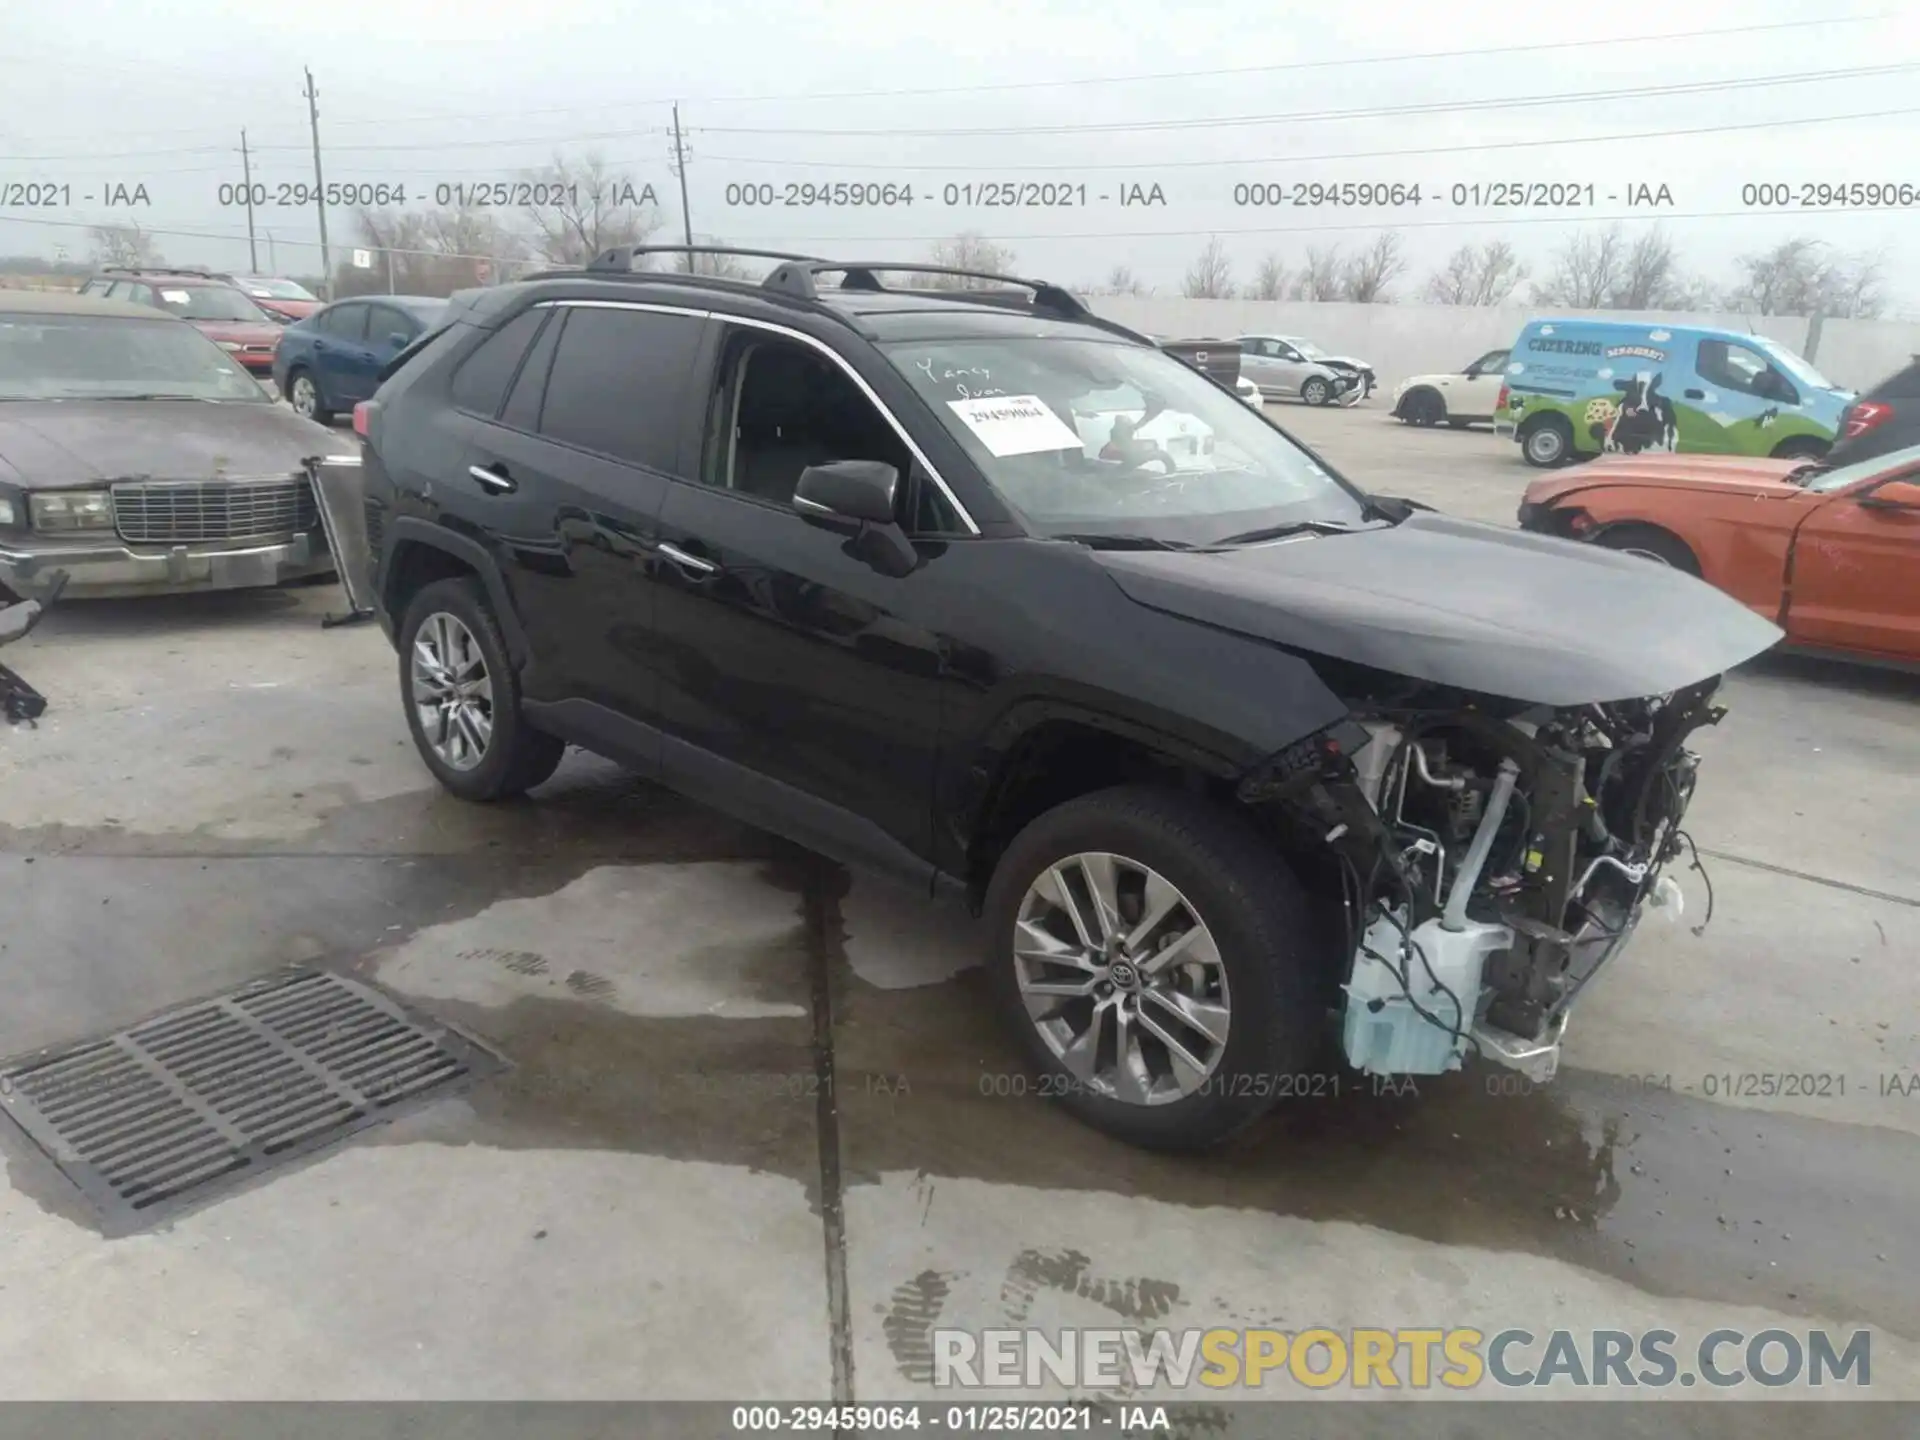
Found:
231,275 -> 323,323
1518,443 -> 1920,668
77,269 -> 284,378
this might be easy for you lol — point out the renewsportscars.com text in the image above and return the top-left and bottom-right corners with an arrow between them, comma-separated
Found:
933,1326 -> 1873,1391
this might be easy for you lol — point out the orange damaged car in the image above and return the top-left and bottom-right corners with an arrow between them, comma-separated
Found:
1518,442 -> 1920,667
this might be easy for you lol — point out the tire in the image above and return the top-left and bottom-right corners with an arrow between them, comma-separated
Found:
287,368 -> 333,425
1399,389 -> 1445,426
1300,376 -> 1332,407
1521,416 -> 1574,468
398,576 -> 565,801
982,785 -> 1324,1152
1593,524 -> 1701,576
1770,436 -> 1829,461
1446,417 -> 1474,429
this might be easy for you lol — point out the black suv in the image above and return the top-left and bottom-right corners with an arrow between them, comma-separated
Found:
355,247 -> 1780,1151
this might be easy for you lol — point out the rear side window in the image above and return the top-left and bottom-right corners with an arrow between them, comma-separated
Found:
450,308 -> 545,418
319,304 -> 366,340
498,310 -> 563,431
536,306 -> 703,470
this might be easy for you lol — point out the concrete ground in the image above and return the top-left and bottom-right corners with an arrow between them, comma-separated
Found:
0,400 -> 1915,1428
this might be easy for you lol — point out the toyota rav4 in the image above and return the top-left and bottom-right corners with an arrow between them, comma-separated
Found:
352,247 -> 1782,1151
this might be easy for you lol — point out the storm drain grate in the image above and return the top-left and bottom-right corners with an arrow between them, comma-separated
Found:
0,968 -> 504,1234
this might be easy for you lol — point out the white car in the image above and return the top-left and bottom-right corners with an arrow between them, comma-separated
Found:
1391,348 -> 1512,428
1235,375 -> 1262,409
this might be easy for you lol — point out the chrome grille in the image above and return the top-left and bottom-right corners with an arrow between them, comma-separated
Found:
111,477 -> 318,545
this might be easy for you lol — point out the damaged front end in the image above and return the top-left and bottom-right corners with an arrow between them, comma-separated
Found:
1245,678 -> 1726,1084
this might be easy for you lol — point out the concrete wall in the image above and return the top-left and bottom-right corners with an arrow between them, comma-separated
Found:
1082,297 -> 1920,393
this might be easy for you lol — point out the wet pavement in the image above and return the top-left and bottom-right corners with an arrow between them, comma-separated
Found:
0,415 -> 1916,1424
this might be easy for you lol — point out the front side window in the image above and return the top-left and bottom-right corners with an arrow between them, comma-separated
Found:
1698,339 -> 1794,402
1470,350 -> 1509,374
0,314 -> 269,402
883,335 -> 1370,546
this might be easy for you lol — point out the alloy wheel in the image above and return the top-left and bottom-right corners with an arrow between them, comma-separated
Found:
1013,852 -> 1231,1106
411,611 -> 493,771
290,375 -> 317,418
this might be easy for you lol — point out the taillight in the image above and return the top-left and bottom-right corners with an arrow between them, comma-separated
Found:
1843,400 -> 1892,439
1496,384 -> 1511,411
352,402 -> 371,437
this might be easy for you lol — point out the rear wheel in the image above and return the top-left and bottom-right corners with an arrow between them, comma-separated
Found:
287,368 -> 333,425
1521,415 -> 1574,467
398,577 -> 565,801
1594,524 -> 1701,576
1301,376 -> 1332,406
983,785 -> 1324,1151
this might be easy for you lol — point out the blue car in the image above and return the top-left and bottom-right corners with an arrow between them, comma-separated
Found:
273,295 -> 448,424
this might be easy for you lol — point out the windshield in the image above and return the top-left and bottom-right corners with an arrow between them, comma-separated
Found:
1802,439 -> 1920,494
882,335 -> 1370,544
0,313 -> 269,401
240,278 -> 316,301
152,284 -> 272,323
1752,335 -> 1839,394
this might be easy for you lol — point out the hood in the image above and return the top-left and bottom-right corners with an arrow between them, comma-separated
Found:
252,298 -> 319,321
188,319 -> 283,347
1313,354 -> 1371,371
0,400 -> 341,487
1092,510 -> 1783,706
1523,454 -> 1807,506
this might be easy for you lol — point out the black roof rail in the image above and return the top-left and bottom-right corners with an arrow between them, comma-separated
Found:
583,244 -> 829,273
760,260 -> 1094,322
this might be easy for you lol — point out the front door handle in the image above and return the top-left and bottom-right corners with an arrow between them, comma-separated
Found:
658,541 -> 720,576
1684,388 -> 1705,400
468,464 -> 516,494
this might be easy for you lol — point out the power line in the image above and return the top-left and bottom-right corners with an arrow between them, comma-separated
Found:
688,64 -> 1919,137
691,105 -> 1920,174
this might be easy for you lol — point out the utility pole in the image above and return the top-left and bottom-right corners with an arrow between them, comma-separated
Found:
670,103 -> 693,273
303,67 -> 333,299
239,129 -> 259,273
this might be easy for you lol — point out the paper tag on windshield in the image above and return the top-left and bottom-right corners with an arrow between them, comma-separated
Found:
947,394 -> 1082,457
160,289 -> 191,303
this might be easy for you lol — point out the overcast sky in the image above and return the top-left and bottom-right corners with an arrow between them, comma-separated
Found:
2,0 -> 1916,305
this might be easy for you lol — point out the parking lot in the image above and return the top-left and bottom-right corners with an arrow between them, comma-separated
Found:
1,397 -> 1916,1422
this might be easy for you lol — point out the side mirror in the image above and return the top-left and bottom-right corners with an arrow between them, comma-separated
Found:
1860,478 -> 1920,511
386,331 -> 409,349
794,460 -> 899,525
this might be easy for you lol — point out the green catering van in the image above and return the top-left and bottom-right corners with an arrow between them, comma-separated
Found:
1494,317 -> 1854,467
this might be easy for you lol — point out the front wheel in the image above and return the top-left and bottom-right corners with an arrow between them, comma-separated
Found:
1300,377 -> 1332,406
1770,436 -> 1829,461
982,786 -> 1324,1151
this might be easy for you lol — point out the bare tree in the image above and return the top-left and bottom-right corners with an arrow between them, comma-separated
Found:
87,223 -> 162,267
919,232 -> 1017,287
1290,244 -> 1344,301
1250,253 -> 1289,301
1533,225 -> 1629,308
1182,237 -> 1235,299
1339,232 -> 1406,303
1103,264 -> 1146,296
687,237 -> 753,279
1425,240 -> 1528,306
1726,237 -> 1888,318
340,206 -> 528,297
518,152 -> 662,267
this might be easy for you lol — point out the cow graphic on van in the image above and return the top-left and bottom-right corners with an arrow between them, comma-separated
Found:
1498,318 -> 1853,467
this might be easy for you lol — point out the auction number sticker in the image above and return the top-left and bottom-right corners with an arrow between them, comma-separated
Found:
948,394 -> 1082,457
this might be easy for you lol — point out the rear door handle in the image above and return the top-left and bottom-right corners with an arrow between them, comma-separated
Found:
658,541 -> 720,576
468,464 -> 516,494
1684,389 -> 1705,400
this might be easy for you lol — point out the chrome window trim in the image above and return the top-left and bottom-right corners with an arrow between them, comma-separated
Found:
534,297 -> 981,536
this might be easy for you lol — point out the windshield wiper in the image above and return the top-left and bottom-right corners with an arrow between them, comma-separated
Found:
1052,531 -> 1195,551
1206,519 -> 1363,547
